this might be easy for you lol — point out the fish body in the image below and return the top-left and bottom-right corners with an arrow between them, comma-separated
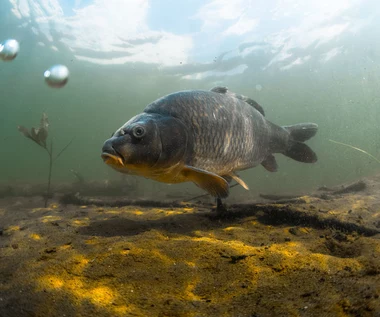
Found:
101,87 -> 318,198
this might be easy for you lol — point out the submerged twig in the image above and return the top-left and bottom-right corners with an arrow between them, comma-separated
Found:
259,194 -> 301,200
330,180 -> 367,195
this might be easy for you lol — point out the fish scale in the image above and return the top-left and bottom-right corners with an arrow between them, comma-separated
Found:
146,90 -> 270,175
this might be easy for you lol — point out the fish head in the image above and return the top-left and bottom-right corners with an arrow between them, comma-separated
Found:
101,112 -> 188,178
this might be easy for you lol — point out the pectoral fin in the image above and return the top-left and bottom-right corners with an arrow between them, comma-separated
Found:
182,166 -> 229,198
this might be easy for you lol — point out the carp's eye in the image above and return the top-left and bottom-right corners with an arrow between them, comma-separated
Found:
132,126 -> 145,138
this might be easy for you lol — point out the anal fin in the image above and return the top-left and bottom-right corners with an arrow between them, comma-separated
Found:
182,166 -> 229,198
261,154 -> 278,172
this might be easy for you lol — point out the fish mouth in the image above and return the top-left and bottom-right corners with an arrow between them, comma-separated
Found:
101,151 -> 125,167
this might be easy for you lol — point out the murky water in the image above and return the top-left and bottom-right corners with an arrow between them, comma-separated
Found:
1,3 -> 380,317
1,0 -> 380,196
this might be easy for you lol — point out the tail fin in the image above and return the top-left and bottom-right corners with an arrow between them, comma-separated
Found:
283,123 -> 318,163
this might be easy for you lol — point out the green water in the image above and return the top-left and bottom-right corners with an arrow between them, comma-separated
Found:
1,0 -> 380,198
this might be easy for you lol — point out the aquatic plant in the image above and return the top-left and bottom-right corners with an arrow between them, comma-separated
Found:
18,113 -> 73,207
329,139 -> 380,164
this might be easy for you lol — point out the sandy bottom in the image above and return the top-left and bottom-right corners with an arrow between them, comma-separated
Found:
0,177 -> 380,317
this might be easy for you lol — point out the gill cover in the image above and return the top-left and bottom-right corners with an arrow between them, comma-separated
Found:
153,115 -> 190,168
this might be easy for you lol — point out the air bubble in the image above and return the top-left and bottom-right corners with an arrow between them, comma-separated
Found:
0,39 -> 20,61
44,65 -> 69,88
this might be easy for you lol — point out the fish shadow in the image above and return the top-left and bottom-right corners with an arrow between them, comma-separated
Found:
78,202 -> 380,238
78,206 -> 260,237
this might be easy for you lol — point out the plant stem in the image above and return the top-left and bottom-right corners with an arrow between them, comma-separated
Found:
329,139 -> 380,164
43,138 -> 73,207
54,137 -> 74,162
45,142 -> 53,208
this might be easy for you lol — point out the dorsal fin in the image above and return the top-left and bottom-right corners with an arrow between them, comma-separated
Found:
210,86 -> 265,116
210,86 -> 228,94
241,97 -> 265,116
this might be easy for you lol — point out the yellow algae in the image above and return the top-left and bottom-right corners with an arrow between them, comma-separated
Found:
192,231 -> 219,239
309,253 -> 363,272
88,286 -> 116,305
68,255 -> 90,274
223,226 -> 244,231
184,277 -> 202,301
58,243 -> 73,251
327,209 -> 341,215
85,238 -> 98,245
132,248 -> 173,265
7,225 -> 20,232
120,249 -> 130,256
79,205 -> 88,209
113,304 -> 146,317
298,227 -> 310,234
30,233 -> 42,240
133,210 -> 144,215
185,261 -> 196,267
41,215 -> 62,223
113,305 -> 130,315
32,208 -> 52,213
165,210 -> 180,216
64,276 -> 84,290
40,276 -> 64,289
105,210 -> 122,214
72,218 -> 90,226
299,195 -> 313,203
268,245 -> 301,259
37,273 -> 132,315
190,236 -> 221,244
49,203 -> 59,209
268,243 -> 342,270
351,199 -> 366,209
283,241 -> 301,249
